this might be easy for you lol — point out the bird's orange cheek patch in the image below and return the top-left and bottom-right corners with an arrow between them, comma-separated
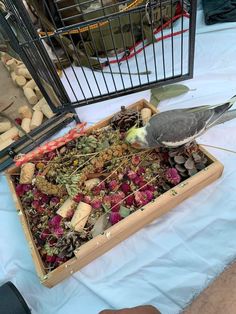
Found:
131,143 -> 142,149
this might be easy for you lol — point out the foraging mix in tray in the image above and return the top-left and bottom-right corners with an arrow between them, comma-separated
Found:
11,106 -> 210,273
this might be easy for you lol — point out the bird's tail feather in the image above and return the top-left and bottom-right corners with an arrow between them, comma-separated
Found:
214,109 -> 236,125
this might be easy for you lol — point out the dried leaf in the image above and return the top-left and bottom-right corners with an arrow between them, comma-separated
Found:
174,155 -> 186,164
150,94 -> 160,107
91,213 -> 110,238
151,84 -> 190,103
184,157 -> 195,170
119,206 -> 130,218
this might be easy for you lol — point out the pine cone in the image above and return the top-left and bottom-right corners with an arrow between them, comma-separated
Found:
168,150 -> 208,177
110,106 -> 142,131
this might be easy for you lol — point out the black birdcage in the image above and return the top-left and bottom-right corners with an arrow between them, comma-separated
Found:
0,0 -> 197,171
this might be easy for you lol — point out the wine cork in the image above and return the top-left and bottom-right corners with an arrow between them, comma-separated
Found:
34,86 -> 43,99
15,75 -> 27,87
57,198 -> 76,218
141,108 -> 152,125
19,162 -> 35,184
32,97 -> 47,111
0,127 -> 19,141
23,79 -> 36,90
11,71 -> 17,84
0,121 -> 11,133
6,59 -> 17,72
21,118 -> 31,134
18,105 -> 32,119
41,103 -> 55,119
84,178 -> 100,191
16,68 -> 32,79
24,88 -> 38,105
71,202 -> 92,232
0,138 -> 14,151
30,110 -> 43,130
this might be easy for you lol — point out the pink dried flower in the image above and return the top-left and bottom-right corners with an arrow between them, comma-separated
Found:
138,180 -> 147,190
36,206 -> 45,213
125,194 -> 135,206
23,184 -> 32,192
144,190 -> 154,202
83,195 -> 92,204
109,212 -> 122,225
33,189 -> 42,199
40,228 -> 50,240
127,170 -> 137,180
92,182 -> 105,195
50,196 -> 60,206
41,194 -> 50,203
49,215 -> 62,227
166,168 -> 181,185
133,176 -> 142,185
103,195 -> 112,207
111,204 -> 120,212
54,226 -> 64,237
32,200 -> 41,209
108,180 -> 118,191
46,255 -> 56,263
120,183 -> 131,194
131,155 -> 141,166
91,198 -> 102,209
135,191 -> 149,207
15,184 -> 25,197
118,173 -> 124,180
117,190 -> 126,199
137,167 -> 145,175
73,193 -> 84,203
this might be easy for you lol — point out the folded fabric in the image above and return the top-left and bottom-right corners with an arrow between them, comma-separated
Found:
202,0 -> 236,24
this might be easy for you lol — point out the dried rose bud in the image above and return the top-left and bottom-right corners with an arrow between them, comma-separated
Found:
40,228 -> 50,240
91,198 -> 102,209
32,200 -> 41,209
145,190 -> 154,202
103,195 -> 112,207
41,194 -> 50,203
73,193 -> 84,203
54,226 -> 64,237
50,196 -> 60,206
127,170 -> 137,180
108,180 -> 118,191
125,194 -> 135,206
109,212 -> 122,225
137,167 -> 145,175
135,191 -> 149,207
120,183 -> 131,194
49,215 -> 62,228
166,168 -> 181,185
131,155 -> 141,166
22,184 -> 32,192
111,204 -> 120,212
46,255 -> 56,263
15,184 -> 25,197
84,195 -> 92,204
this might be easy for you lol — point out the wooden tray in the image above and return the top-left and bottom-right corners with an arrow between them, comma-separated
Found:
6,99 -> 224,287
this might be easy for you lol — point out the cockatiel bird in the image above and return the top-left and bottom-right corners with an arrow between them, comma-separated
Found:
126,96 -> 236,149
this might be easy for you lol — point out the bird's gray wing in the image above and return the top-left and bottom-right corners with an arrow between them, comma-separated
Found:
146,99 -> 235,147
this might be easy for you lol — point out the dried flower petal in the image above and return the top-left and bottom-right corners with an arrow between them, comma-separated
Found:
108,180 -> 118,191
73,193 -> 84,203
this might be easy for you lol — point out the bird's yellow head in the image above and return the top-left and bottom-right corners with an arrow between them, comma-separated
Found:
125,125 -> 147,149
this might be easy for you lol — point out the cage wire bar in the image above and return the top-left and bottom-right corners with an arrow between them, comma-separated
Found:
1,0 -> 197,111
